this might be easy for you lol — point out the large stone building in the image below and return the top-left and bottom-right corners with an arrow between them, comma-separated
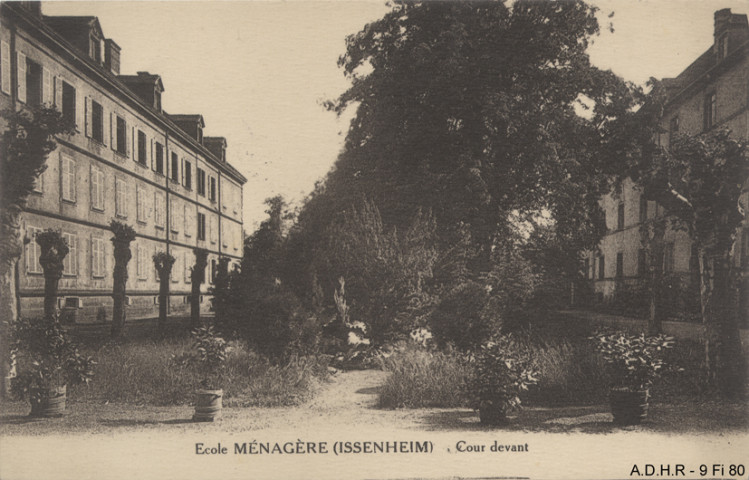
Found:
1,2 -> 246,323
584,8 -> 749,322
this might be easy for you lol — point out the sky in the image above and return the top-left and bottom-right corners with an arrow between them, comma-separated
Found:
42,0 -> 749,231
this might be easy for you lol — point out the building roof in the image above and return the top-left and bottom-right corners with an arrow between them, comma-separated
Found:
117,72 -> 164,91
4,4 -> 247,184
167,114 -> 206,128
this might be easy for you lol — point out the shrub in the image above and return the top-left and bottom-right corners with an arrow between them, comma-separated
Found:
377,344 -> 472,408
469,335 -> 539,413
591,330 -> 676,391
191,325 -> 228,389
429,281 -> 495,351
11,316 -> 95,395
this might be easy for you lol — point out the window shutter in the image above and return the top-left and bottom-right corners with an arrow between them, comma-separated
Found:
125,120 -> 130,157
70,235 -> 78,275
181,158 -> 184,185
150,138 -> 154,170
42,67 -> 52,104
85,96 -> 92,137
54,76 -> 63,107
101,106 -> 108,147
61,157 -> 70,200
110,112 -> 115,150
1,41 -> 10,95
70,158 -> 77,201
131,126 -> 136,160
17,52 -> 26,103
90,235 -> 96,278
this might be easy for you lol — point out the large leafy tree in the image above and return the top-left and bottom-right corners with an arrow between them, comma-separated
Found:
310,0 -> 636,271
632,121 -> 748,397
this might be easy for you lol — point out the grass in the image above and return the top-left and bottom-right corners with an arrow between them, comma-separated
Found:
50,336 -> 329,408
377,346 -> 472,408
375,314 -> 726,410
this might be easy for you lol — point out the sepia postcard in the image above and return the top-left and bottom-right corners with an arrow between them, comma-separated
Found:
0,0 -> 747,479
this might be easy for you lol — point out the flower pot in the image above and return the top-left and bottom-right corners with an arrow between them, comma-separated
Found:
29,385 -> 66,418
478,402 -> 509,426
193,389 -> 223,422
609,388 -> 649,425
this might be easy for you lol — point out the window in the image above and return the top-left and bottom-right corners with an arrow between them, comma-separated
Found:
90,35 -> 102,62
115,115 -> 127,155
184,252 -> 191,283
172,254 -> 180,283
639,196 -> 648,223
617,203 -> 625,230
209,176 -> 216,202
197,168 -> 206,196
42,67 -> 52,105
154,192 -> 165,229
137,130 -> 147,165
91,236 -> 106,278
32,169 -> 44,194
583,258 -> 590,280
25,226 -> 42,274
19,55 -> 42,106
197,212 -> 206,241
184,204 -> 194,237
90,166 -> 105,211
115,178 -> 129,218
154,143 -> 164,175
638,249 -> 647,277
170,152 -> 179,182
598,255 -> 605,280
136,185 -> 148,224
209,215 -> 217,244
62,233 -> 77,276
210,259 -> 217,284
62,81 -> 76,127
61,154 -> 76,202
170,198 -> 180,233
669,116 -> 679,147
664,242 -> 675,273
704,92 -> 717,130
1,41 -> 10,95
136,243 -> 148,280
183,160 -> 192,190
616,252 -> 624,278
91,100 -> 104,142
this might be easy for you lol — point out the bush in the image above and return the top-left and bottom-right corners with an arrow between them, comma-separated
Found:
429,281 -> 496,351
11,316 -> 95,396
469,335 -> 539,413
377,344 -> 472,408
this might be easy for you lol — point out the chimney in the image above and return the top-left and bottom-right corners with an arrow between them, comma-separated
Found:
105,39 -> 120,75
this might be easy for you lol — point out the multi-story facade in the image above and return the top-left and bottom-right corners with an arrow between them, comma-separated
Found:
0,2 -> 246,323
584,8 -> 749,321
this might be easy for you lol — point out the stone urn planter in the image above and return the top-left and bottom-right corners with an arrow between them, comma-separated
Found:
193,389 -> 223,422
29,385 -> 67,418
609,388 -> 649,425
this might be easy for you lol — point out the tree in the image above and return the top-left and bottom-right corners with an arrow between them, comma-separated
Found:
153,251 -> 175,332
190,248 -> 208,329
316,0 -> 635,270
110,220 -> 136,339
633,124 -> 748,397
0,105 -> 74,396
35,230 -> 69,323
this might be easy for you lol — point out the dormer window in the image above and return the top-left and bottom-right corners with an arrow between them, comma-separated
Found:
717,33 -> 729,59
89,35 -> 102,63
154,89 -> 161,111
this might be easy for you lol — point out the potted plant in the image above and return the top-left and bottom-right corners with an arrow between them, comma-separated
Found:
592,331 -> 675,425
191,325 -> 228,422
470,335 -> 538,426
10,316 -> 95,417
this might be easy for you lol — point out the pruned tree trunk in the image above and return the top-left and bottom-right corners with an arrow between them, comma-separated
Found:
159,276 -> 169,331
190,249 -> 208,329
111,239 -> 133,339
699,248 -> 745,398
153,252 -> 174,333
0,212 -> 23,398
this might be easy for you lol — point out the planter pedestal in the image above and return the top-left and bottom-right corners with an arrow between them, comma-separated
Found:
193,389 -> 223,422
29,385 -> 66,417
610,388 -> 649,425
